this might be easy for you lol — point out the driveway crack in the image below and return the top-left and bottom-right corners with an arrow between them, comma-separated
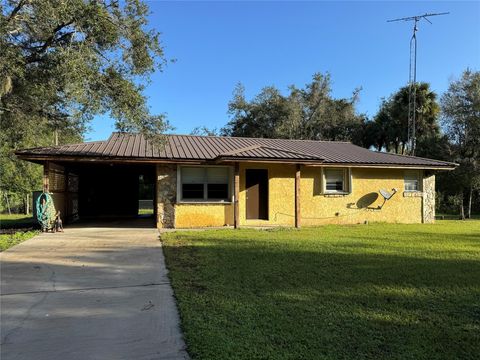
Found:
1,292 -> 49,346
47,265 -> 57,292
1,282 -> 171,297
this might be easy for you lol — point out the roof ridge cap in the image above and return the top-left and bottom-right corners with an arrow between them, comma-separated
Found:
164,133 -> 351,143
111,131 -> 353,144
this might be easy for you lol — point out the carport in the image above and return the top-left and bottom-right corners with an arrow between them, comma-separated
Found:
75,162 -> 155,218
16,156 -> 157,226
15,134 -> 170,227
41,160 -> 156,224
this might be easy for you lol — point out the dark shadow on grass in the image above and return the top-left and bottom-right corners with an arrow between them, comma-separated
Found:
0,217 -> 38,231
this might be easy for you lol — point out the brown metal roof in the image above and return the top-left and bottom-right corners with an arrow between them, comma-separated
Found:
15,132 -> 457,169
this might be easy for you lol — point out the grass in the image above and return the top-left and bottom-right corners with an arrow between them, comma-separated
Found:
0,214 -> 39,251
162,221 -> 480,360
138,208 -> 154,215
0,230 -> 38,251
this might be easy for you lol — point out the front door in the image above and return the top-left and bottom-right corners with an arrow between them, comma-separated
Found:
245,169 -> 268,220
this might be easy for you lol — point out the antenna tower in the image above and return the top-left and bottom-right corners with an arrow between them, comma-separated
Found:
387,12 -> 449,155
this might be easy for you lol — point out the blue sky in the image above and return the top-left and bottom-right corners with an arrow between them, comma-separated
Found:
86,1 -> 480,141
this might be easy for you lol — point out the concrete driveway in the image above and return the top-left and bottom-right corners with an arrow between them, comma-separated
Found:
0,221 -> 189,360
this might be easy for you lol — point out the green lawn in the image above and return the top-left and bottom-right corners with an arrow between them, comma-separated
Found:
0,230 -> 38,251
0,214 -> 39,251
138,208 -> 154,215
162,221 -> 480,360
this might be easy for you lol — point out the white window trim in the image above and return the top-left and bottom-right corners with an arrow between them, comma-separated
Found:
404,170 -> 422,193
321,167 -> 352,195
177,165 -> 234,204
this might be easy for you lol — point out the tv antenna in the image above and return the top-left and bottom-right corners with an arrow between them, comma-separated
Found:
387,12 -> 449,155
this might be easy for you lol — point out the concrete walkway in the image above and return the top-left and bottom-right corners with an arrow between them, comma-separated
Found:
0,222 -> 189,360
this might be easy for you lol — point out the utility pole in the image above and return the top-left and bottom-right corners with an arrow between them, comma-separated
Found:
388,12 -> 449,155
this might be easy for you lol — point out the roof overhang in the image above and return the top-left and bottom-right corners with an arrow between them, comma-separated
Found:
14,154 -> 203,165
305,163 -> 457,171
15,153 -> 457,170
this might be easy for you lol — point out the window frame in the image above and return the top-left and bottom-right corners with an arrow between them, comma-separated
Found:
177,165 -> 233,203
404,170 -> 421,192
322,167 -> 352,194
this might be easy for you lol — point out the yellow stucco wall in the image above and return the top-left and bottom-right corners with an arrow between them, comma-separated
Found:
170,163 -> 424,228
300,167 -> 422,225
239,163 -> 296,227
175,203 -> 234,228
173,163 -> 297,228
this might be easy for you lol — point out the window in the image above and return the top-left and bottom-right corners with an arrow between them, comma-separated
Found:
323,168 -> 351,194
404,171 -> 420,192
181,167 -> 205,200
207,167 -> 229,199
180,166 -> 231,201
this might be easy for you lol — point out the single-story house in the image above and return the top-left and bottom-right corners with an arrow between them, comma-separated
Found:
16,132 -> 457,228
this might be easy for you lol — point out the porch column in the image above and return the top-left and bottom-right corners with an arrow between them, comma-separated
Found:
234,162 -> 240,229
154,164 -> 159,224
295,164 -> 301,228
43,161 -> 50,193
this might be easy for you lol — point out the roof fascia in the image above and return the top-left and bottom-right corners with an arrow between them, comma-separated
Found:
15,154 -> 456,170
305,163 -> 456,170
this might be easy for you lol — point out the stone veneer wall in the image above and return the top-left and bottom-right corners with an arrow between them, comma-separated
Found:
422,172 -> 436,224
156,164 -> 177,228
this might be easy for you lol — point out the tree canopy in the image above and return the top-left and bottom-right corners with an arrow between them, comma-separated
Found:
1,0 -> 168,138
222,73 -> 366,144
364,83 -> 441,154
440,69 -> 480,218
0,0 -> 168,211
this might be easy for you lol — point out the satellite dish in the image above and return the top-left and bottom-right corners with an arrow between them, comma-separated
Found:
380,189 -> 394,200
378,188 -> 398,208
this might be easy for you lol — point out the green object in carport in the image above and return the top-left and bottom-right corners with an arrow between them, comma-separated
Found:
36,192 -> 56,231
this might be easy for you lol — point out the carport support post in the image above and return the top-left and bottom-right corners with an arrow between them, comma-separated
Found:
295,164 -> 301,228
234,162 -> 240,229
43,161 -> 50,193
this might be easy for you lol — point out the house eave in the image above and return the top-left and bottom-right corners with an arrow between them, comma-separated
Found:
306,163 -> 456,170
15,153 -> 456,170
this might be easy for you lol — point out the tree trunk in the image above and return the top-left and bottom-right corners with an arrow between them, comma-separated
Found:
459,193 -> 465,220
4,192 -> 11,215
467,186 -> 472,219
25,193 -> 30,215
